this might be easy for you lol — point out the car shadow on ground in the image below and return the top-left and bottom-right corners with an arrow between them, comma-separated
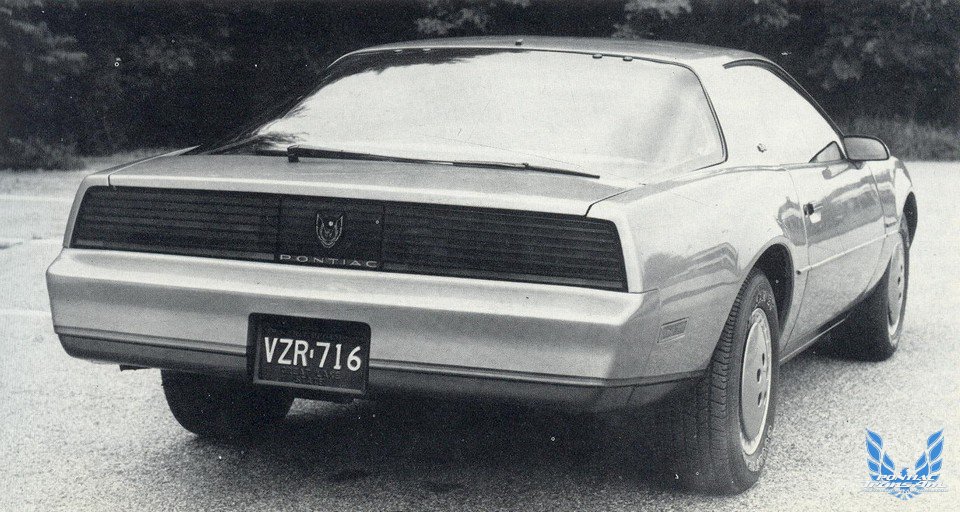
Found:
181,397 -> 667,495
143,330 -> 893,504
165,342 -> 861,499
145,333 -> 887,502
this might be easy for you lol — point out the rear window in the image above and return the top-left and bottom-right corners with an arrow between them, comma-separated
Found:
207,48 -> 724,180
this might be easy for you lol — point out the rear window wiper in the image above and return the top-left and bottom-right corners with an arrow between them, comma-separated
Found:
287,145 -> 599,179
450,160 -> 599,179
286,145 -> 444,165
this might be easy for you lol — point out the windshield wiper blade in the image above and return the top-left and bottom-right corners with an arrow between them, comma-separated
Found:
287,145 -> 441,165
287,145 -> 600,179
451,160 -> 599,179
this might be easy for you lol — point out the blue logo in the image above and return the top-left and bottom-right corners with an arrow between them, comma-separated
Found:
865,429 -> 946,500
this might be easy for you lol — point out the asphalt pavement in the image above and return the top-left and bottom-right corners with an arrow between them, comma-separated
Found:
0,161 -> 957,511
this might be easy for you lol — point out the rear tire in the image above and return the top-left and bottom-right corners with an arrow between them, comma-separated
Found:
833,217 -> 910,361
161,370 -> 294,439
659,269 -> 780,494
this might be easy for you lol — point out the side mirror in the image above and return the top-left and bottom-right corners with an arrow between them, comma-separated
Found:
843,135 -> 890,162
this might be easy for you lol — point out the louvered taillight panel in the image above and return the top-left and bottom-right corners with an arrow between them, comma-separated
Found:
381,204 -> 626,290
72,187 -> 279,261
71,186 -> 627,291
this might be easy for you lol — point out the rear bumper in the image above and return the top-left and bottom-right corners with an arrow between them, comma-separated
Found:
48,249 -> 696,411
58,334 -> 689,410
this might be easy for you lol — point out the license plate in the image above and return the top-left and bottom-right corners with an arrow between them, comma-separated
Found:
251,314 -> 370,395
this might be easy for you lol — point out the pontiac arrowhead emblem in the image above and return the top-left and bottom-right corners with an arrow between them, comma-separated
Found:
316,212 -> 343,249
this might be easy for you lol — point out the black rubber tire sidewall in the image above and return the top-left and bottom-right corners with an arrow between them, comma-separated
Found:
724,272 -> 780,486
885,219 -> 911,347
661,270 -> 781,494
834,218 -> 910,361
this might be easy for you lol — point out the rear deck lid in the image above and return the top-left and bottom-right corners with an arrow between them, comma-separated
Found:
106,155 -> 637,216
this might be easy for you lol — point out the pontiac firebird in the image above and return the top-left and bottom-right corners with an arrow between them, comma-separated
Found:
46,37 -> 916,494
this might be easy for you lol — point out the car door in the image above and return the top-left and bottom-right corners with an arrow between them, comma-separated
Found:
718,64 -> 886,344
787,145 -> 886,340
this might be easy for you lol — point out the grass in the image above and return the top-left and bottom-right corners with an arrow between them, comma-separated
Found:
0,149 -> 177,197
0,138 -> 84,171
839,117 -> 960,161
0,146 -> 179,173
80,148 -> 179,171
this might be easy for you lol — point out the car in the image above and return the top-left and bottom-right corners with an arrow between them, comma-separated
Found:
46,36 -> 916,494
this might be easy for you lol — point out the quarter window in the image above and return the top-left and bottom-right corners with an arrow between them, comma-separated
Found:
719,65 -> 841,165
811,141 -> 844,163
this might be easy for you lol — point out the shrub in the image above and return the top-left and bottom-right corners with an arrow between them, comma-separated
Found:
840,117 -> 960,161
0,137 -> 85,170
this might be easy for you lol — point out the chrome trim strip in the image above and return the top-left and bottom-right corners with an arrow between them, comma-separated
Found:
796,232 -> 894,274
54,327 -> 246,356
369,359 -> 702,388
779,315 -> 847,364
59,335 -> 247,378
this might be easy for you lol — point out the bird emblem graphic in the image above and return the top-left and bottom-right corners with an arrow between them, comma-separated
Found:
866,429 -> 944,500
316,213 -> 343,249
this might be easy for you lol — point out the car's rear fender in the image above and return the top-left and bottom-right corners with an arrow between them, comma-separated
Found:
588,165 -> 807,375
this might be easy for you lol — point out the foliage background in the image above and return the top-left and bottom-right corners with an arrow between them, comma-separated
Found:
2,0 -> 958,168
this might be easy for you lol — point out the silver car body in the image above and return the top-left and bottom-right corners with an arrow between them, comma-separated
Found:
46,37 -> 915,411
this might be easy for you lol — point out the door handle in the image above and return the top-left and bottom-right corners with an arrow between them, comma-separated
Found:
803,202 -> 822,216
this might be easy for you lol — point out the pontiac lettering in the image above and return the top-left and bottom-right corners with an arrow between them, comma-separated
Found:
279,254 -> 379,268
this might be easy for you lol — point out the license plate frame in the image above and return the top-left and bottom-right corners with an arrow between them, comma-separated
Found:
250,314 -> 370,396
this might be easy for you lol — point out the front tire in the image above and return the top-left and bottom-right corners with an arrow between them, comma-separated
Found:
661,269 -> 780,494
161,370 -> 294,439
833,217 -> 910,361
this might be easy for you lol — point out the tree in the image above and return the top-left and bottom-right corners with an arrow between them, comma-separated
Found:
804,0 -> 960,124
3,0 -> 956,167
614,0 -> 794,53
416,0 -> 531,35
0,0 -> 86,168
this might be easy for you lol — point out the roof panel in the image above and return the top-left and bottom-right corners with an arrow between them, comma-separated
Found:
351,36 -> 766,69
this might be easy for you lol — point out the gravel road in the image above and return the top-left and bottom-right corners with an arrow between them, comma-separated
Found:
1,160 -> 957,511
